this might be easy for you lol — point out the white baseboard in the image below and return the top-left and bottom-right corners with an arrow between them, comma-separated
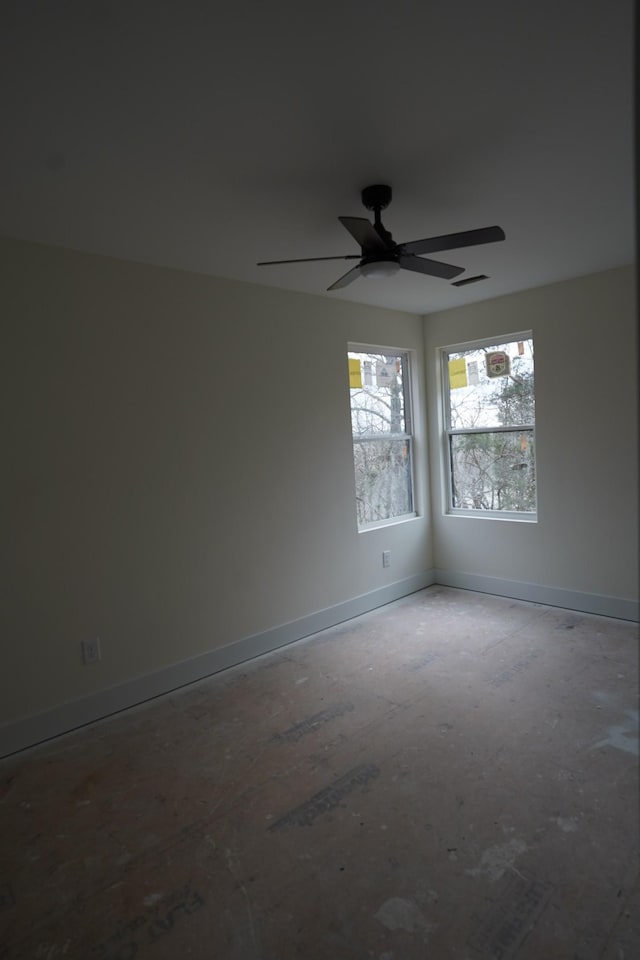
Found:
3,568 -> 636,759
0,570 -> 436,759
435,569 -> 640,623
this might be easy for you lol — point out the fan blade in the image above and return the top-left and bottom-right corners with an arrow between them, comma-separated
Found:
402,225 -> 505,256
398,254 -> 464,280
338,217 -> 389,253
327,265 -> 362,291
257,254 -> 360,265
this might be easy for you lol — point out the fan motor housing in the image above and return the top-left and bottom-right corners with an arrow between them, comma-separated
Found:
362,184 -> 392,211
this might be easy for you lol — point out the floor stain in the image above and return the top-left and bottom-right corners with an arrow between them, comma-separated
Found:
467,839 -> 528,882
375,897 -> 434,942
551,816 -> 579,832
591,711 -> 639,757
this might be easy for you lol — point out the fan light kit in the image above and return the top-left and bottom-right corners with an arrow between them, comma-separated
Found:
257,184 -> 505,291
360,259 -> 401,279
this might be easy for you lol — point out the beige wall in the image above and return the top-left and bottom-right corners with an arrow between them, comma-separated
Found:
2,237 -> 431,726
423,266 -> 638,601
2,239 -> 636,736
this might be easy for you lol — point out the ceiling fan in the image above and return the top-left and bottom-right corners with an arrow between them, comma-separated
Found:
257,184 -> 505,291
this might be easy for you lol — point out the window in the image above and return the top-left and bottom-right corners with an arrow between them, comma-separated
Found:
348,347 -> 415,529
442,334 -> 536,517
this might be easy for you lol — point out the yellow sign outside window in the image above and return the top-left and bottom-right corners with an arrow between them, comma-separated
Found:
448,358 -> 468,390
348,358 -> 362,388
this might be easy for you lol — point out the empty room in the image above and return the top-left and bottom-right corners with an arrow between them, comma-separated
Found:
1,2 -> 637,958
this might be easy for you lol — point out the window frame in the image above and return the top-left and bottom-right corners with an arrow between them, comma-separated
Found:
348,343 -> 418,531
440,331 -> 537,522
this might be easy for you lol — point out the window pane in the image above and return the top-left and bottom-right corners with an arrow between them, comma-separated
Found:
450,430 -> 536,512
348,352 -> 407,437
447,338 -> 534,429
354,438 -> 413,525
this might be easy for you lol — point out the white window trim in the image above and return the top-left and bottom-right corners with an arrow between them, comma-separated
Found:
440,332 -> 537,521
348,343 -> 418,531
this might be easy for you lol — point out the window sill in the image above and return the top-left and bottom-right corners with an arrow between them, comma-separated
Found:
445,509 -> 538,523
358,512 -> 418,533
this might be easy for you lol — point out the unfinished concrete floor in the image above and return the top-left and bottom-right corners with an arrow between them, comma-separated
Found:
1,586 -> 638,959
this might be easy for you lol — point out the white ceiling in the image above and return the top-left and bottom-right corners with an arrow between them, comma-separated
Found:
1,0 -> 634,314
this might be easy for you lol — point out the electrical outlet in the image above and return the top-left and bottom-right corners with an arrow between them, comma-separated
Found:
82,638 -> 101,665
382,550 -> 391,568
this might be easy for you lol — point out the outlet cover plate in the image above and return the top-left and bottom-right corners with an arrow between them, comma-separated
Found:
82,638 -> 101,665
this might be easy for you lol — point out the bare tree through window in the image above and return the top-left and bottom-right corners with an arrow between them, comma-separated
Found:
444,337 -> 536,514
348,349 -> 415,527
